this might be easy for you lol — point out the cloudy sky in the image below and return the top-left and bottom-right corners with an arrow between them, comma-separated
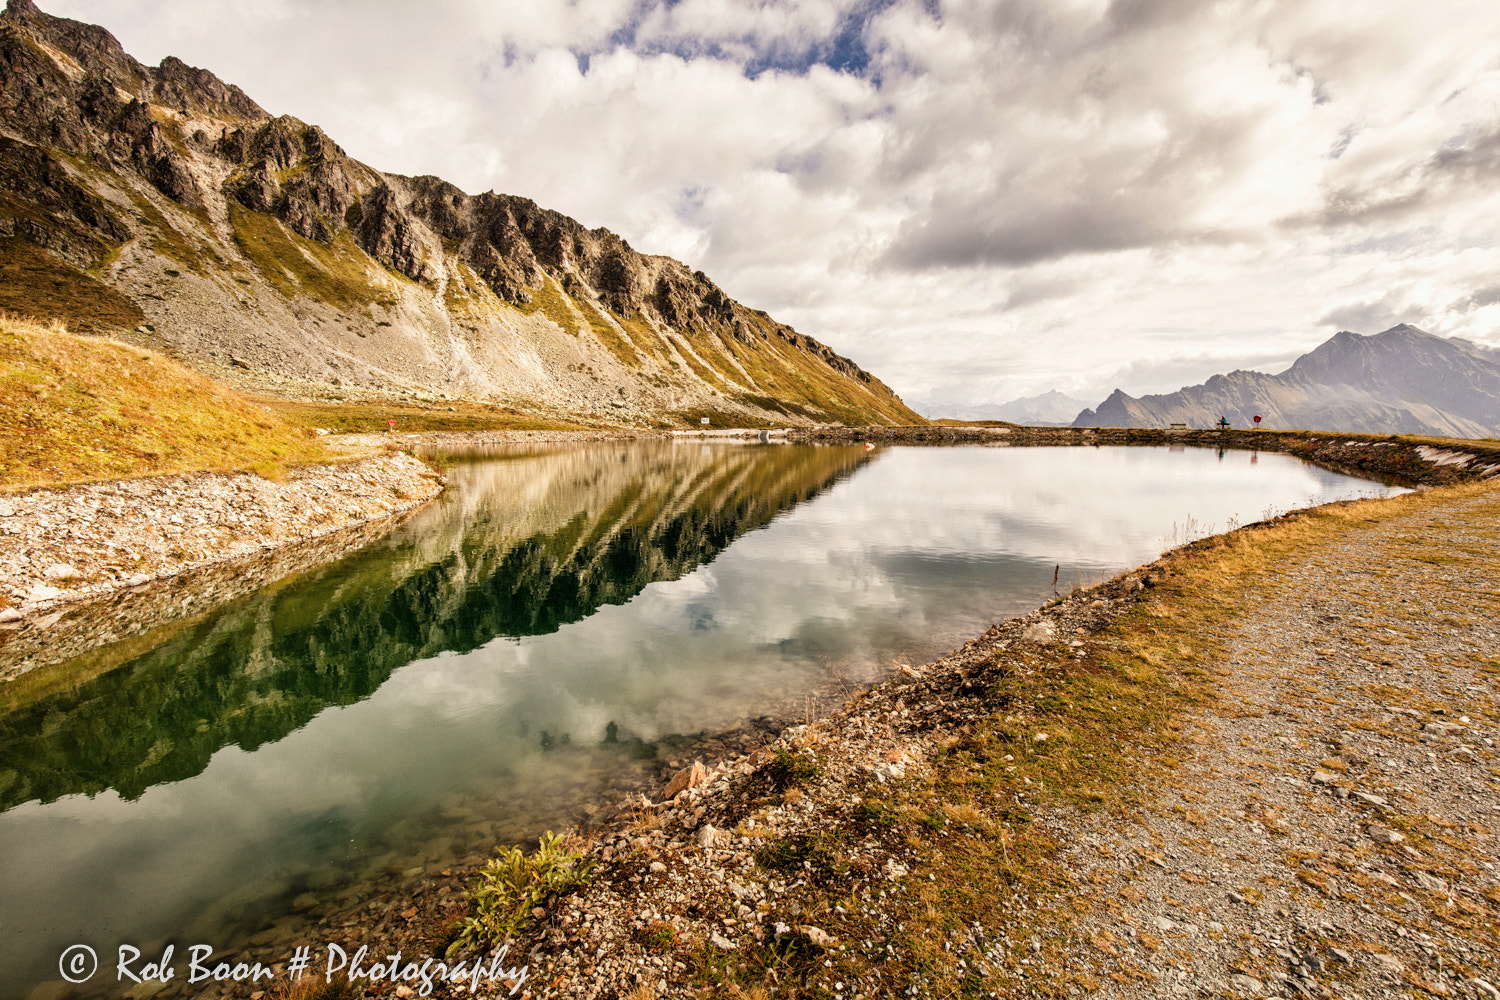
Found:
47,0 -> 1500,414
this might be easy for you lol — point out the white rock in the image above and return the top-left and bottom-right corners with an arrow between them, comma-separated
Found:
1366,824 -> 1406,845
1153,916 -> 1175,932
1413,871 -> 1447,892
0,608 -> 20,623
694,825 -> 718,848
26,584 -> 62,603
709,933 -> 737,951
798,925 -> 835,948
1470,978 -> 1500,1000
1021,620 -> 1057,644
1229,974 -> 1264,995
42,563 -> 81,581
1310,770 -> 1338,785
1351,792 -> 1387,807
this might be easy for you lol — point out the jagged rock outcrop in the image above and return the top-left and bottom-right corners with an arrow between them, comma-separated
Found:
1074,325 -> 1500,437
0,0 -> 922,427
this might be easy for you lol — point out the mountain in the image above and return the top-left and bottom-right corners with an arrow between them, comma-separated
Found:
0,0 -> 921,427
937,389 -> 1088,425
1073,325 -> 1500,437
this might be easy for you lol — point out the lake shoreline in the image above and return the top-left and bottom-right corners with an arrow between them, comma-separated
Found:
0,451 -> 444,681
3,427 -> 1492,685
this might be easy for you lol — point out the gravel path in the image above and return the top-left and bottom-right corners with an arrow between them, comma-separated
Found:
1061,491 -> 1500,999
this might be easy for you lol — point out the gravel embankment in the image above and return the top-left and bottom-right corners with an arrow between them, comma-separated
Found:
0,452 -> 443,679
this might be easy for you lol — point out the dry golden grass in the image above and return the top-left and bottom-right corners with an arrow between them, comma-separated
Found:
255,396 -> 595,434
0,315 -> 327,491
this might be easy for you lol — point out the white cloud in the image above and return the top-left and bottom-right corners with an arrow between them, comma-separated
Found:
41,0 -> 1500,411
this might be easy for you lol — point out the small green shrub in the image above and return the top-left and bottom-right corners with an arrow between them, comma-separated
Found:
753,829 -> 848,885
447,831 -> 592,955
852,798 -> 896,828
765,748 -> 820,791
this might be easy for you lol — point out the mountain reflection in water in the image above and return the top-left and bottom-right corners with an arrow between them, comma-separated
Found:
0,441 -> 868,809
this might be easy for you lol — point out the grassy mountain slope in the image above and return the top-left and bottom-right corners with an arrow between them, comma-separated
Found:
0,314 -> 325,490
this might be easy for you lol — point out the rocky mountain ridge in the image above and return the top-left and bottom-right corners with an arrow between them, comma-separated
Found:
0,0 -> 920,426
1074,325 -> 1500,437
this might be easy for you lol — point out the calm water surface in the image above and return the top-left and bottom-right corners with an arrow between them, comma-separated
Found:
0,442 -> 1400,994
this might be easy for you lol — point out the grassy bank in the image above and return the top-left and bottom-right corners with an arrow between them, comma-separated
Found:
0,315 -> 327,491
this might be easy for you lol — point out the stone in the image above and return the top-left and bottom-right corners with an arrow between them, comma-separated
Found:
0,608 -> 20,623
1351,792 -> 1387,807
1229,974 -> 1264,996
648,861 -> 667,874
694,825 -> 718,848
709,933 -> 737,951
1412,871 -> 1447,892
26,584 -> 62,603
1366,824 -> 1406,845
798,925 -> 835,947
664,761 -> 708,799
42,563 -> 81,580
1152,916 -> 1175,931
1423,721 -> 1464,736
1371,953 -> 1404,973
1021,620 -> 1057,644
1470,979 -> 1500,1000
1310,769 -> 1338,785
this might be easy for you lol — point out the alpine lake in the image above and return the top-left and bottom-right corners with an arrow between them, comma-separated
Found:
0,441 -> 1404,997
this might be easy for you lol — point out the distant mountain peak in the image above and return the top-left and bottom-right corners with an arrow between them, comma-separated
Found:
935,388 -> 1086,424
1075,326 -> 1500,437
